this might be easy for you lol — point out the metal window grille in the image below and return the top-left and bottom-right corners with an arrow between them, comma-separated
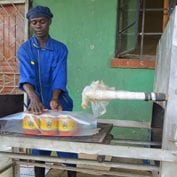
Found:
116,0 -> 176,59
0,0 -> 28,94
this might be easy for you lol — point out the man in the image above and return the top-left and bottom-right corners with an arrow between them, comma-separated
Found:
17,5 -> 77,177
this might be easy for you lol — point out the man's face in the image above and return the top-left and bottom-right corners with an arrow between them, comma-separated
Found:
30,17 -> 51,39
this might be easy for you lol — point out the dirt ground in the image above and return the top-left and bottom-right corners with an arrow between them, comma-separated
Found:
46,169 -> 153,177
45,157 -> 154,177
20,157 -> 155,177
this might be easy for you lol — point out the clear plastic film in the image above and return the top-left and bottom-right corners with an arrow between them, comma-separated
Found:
91,101 -> 109,117
82,80 -> 115,117
0,111 -> 98,137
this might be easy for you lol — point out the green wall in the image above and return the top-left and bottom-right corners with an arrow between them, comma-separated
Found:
32,0 -> 154,140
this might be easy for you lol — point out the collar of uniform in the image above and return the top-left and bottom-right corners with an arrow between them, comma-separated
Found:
32,35 -> 54,51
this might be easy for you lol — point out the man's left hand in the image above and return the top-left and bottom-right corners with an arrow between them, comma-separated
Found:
50,98 -> 62,111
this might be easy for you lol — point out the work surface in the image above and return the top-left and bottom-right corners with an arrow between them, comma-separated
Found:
0,123 -> 113,153
0,123 -> 112,143
61,123 -> 113,143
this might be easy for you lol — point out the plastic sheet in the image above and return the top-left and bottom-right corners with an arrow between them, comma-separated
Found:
82,80 -> 114,117
0,111 -> 97,137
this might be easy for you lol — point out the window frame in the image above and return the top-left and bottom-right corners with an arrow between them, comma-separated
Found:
112,0 -> 172,69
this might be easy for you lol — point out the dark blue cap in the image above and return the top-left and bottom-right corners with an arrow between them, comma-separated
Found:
26,6 -> 53,20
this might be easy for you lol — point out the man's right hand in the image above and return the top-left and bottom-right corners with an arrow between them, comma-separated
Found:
28,95 -> 45,114
23,83 -> 45,114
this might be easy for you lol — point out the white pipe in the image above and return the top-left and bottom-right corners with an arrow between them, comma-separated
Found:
86,90 -> 146,100
81,81 -> 167,109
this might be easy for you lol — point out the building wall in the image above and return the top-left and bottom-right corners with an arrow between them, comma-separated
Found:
32,0 -> 155,140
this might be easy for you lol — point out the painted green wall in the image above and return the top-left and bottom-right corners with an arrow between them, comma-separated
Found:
32,0 -> 154,140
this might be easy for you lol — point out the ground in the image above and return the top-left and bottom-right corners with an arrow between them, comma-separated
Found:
20,158 -> 154,177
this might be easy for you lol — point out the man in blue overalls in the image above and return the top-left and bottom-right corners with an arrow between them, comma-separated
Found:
17,5 -> 77,177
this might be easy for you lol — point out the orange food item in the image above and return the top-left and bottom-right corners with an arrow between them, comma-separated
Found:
58,115 -> 79,136
40,116 -> 58,136
22,115 -> 40,135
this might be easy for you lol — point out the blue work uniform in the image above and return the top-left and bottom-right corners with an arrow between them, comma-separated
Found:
17,35 -> 77,164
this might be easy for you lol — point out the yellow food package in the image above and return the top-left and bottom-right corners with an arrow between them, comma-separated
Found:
58,115 -> 79,136
22,114 -> 40,134
40,116 -> 58,135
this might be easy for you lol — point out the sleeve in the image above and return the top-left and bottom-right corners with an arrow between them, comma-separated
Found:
17,44 -> 37,90
51,45 -> 68,92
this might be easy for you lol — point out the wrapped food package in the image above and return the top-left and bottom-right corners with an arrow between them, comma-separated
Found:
39,115 -> 58,136
22,114 -> 40,135
0,111 -> 97,137
58,115 -> 79,136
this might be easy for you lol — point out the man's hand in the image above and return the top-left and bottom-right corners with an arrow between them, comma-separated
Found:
28,95 -> 45,114
50,98 -> 62,111
50,89 -> 62,111
23,83 -> 46,114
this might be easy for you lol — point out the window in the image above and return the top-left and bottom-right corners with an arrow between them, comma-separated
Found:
112,0 -> 176,68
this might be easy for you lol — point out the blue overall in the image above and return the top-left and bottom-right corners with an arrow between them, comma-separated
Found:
17,35 -> 77,165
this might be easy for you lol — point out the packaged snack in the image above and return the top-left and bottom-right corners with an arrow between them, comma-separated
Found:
58,115 -> 79,136
0,111 -> 97,137
40,116 -> 58,136
22,114 -> 40,135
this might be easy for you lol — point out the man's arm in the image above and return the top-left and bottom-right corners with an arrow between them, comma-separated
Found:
23,83 -> 45,114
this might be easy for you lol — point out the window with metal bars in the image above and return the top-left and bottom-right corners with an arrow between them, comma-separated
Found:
115,0 -> 176,60
0,1 -> 27,94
